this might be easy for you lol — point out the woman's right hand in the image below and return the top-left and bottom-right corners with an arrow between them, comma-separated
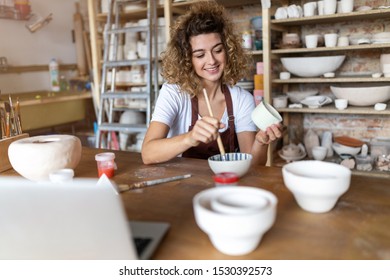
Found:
186,116 -> 225,147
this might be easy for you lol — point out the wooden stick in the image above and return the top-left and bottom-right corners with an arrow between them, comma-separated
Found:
118,174 -> 192,193
202,88 -> 226,157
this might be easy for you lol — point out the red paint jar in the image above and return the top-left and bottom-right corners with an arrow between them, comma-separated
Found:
95,152 -> 116,178
212,172 -> 239,187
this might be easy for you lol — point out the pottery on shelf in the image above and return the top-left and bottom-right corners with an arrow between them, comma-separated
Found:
304,129 -> 320,158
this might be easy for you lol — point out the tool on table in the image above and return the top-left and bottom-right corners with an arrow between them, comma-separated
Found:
118,174 -> 192,193
202,88 -> 226,160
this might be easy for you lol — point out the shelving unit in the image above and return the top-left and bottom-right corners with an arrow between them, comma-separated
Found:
261,3 -> 390,177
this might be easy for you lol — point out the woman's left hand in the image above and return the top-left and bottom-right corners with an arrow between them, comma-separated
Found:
255,123 -> 284,145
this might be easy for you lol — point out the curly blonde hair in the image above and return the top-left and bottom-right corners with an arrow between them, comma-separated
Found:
160,0 -> 252,97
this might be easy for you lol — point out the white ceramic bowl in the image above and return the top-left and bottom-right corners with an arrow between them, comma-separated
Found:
251,101 -> 283,131
208,153 -> 252,178
332,143 -> 361,156
330,84 -> 390,106
312,146 -> 327,161
282,161 -> 351,213
8,135 -> 82,182
211,192 -> 270,215
286,90 -> 318,103
193,186 -> 277,256
281,55 -> 346,77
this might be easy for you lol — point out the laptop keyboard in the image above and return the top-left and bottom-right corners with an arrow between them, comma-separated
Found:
133,237 -> 152,256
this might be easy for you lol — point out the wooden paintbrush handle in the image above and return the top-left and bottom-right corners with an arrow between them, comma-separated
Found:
202,88 -> 226,156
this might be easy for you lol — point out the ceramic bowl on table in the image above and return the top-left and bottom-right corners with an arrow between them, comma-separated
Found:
193,186 -> 277,256
330,84 -> 390,106
8,135 -> 82,182
208,153 -> 252,178
282,160 -> 351,213
280,55 -> 346,77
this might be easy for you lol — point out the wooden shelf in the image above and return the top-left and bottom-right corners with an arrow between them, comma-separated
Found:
96,0 -> 260,21
273,77 -> 390,83
272,43 -> 390,54
0,64 -> 78,74
277,104 -> 390,115
271,8 -> 390,26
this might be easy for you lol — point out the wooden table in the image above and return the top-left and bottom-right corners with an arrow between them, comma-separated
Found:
3,147 -> 390,260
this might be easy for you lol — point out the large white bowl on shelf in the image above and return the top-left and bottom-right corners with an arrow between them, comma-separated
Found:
330,84 -> 390,106
281,55 -> 346,77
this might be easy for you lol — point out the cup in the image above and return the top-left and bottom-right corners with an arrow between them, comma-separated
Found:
336,1 -> 342,13
340,0 -> 354,13
95,152 -> 116,178
49,169 -> 75,183
337,36 -> 349,46
273,96 -> 288,108
251,101 -> 283,131
303,2 -> 317,17
324,0 -> 337,15
279,71 -> 291,80
335,98 -> 348,110
312,146 -> 328,161
317,1 -> 324,15
324,33 -> 338,47
305,34 -> 318,48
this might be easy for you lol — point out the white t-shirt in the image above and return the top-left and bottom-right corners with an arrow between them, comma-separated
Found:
151,83 -> 257,138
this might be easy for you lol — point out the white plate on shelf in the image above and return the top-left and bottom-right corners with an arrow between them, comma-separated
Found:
300,95 -> 332,108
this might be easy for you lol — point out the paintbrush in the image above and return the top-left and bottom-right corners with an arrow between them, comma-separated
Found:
118,174 -> 192,193
202,88 -> 226,160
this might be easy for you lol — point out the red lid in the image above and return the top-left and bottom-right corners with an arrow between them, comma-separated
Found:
213,172 -> 239,184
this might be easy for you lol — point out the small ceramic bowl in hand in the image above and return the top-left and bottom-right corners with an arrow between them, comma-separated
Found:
251,101 -> 283,131
208,153 -> 252,177
193,186 -> 277,256
282,161 -> 351,213
312,146 -> 327,161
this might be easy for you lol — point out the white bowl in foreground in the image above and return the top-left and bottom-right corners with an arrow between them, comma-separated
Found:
330,84 -> 390,106
282,161 -> 351,213
281,55 -> 345,77
193,186 -> 277,256
208,153 -> 252,177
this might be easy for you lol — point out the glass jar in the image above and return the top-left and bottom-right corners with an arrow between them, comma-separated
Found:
213,172 -> 239,187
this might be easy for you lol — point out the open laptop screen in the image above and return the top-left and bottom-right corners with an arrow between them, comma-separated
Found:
0,176 -> 137,260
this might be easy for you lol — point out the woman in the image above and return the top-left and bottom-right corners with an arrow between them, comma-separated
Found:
141,0 -> 282,165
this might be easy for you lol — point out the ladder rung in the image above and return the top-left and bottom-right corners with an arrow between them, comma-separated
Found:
98,123 -> 148,133
101,91 -> 150,99
105,26 -> 149,34
104,59 -> 150,67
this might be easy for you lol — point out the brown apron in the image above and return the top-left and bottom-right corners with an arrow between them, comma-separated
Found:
182,85 -> 239,159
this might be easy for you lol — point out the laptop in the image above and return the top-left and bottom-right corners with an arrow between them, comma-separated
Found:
0,176 -> 169,260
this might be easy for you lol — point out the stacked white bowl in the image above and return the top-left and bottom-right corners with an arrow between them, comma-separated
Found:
193,186 -> 277,256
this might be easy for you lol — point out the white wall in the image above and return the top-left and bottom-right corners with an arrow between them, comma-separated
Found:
0,0 -> 79,94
